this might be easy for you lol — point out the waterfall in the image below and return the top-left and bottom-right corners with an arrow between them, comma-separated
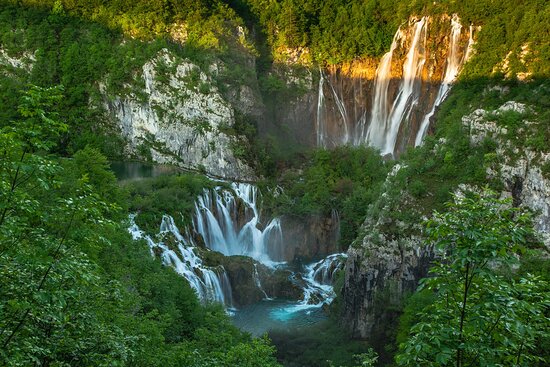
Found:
326,76 -> 350,144
309,253 -> 347,285
464,24 -> 475,62
316,69 -> 327,147
278,253 -> 347,315
129,214 -> 233,306
315,15 -> 473,155
129,183 -> 347,314
383,17 -> 428,155
365,28 -> 402,148
193,183 -> 284,265
253,263 -> 271,300
415,15 -> 470,146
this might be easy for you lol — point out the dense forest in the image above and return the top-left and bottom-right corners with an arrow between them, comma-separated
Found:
1,0 -> 549,366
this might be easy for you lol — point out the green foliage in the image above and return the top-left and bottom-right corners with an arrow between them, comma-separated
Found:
395,289 -> 436,348
0,85 -> 134,366
269,318 -> 369,367
0,1 -> 252,159
396,190 -> 549,366
264,146 -> 388,248
0,87 -> 281,366
125,174 -> 218,233
227,0 -> 549,72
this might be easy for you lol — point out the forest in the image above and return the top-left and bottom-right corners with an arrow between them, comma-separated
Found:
1,0 -> 549,366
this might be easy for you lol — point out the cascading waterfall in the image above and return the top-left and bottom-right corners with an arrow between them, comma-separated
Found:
253,263 -> 271,300
129,183 -> 346,317
316,15 -> 473,155
282,253 -> 348,314
193,183 -> 284,265
415,15 -> 472,146
129,214 -> 233,306
316,69 -> 327,147
364,29 -> 403,148
309,253 -> 347,285
382,16 -> 428,155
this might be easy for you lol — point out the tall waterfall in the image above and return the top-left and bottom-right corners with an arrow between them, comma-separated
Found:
363,29 -> 402,147
315,15 -> 474,155
382,17 -> 428,155
327,76 -> 350,145
129,214 -> 233,305
316,69 -> 327,147
193,183 -> 284,265
415,15 -> 473,146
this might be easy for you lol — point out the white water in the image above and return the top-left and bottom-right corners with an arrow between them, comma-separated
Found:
279,253 -> 347,315
464,24 -> 475,62
129,214 -> 233,305
316,69 -> 327,147
383,17 -> 428,155
326,76 -> 350,144
193,183 -> 284,265
129,183 -> 346,318
310,253 -> 347,285
415,15 -> 471,146
253,263 -> 271,300
364,29 -> 403,148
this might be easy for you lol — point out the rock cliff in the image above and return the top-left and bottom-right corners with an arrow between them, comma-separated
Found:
102,49 -> 255,180
342,99 -> 550,340
342,165 -> 431,339
465,101 -> 550,247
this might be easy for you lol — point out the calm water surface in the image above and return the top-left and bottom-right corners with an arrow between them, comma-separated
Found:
231,299 -> 328,336
110,161 -> 180,181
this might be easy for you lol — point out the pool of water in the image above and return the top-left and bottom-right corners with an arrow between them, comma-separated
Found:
231,299 -> 328,336
110,161 -> 180,181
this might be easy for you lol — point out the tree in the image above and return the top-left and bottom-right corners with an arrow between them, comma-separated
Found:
0,86 -> 134,365
396,189 -> 549,367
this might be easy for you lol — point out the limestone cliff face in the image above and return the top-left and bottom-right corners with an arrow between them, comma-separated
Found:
0,47 -> 35,71
342,165 -> 431,339
280,212 -> 340,261
464,101 -> 550,247
102,49 -> 255,180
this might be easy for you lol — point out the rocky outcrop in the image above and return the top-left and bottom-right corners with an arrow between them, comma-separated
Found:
201,250 -> 303,307
342,165 -> 432,338
343,235 -> 432,339
280,212 -> 341,261
343,99 -> 550,341
102,49 -> 255,180
0,47 -> 35,72
464,101 -> 550,247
